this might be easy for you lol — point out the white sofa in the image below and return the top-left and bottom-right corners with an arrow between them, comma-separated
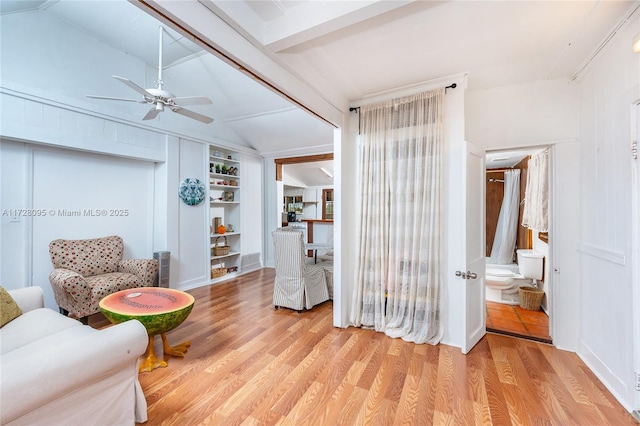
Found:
0,286 -> 148,425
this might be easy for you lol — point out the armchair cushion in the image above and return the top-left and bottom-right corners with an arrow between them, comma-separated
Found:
49,235 -> 124,277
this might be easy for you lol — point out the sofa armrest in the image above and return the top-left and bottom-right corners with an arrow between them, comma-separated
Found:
119,259 -> 159,287
0,319 -> 148,423
8,287 -> 44,313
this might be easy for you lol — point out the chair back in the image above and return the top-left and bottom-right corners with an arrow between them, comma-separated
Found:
49,235 -> 124,277
272,228 -> 306,278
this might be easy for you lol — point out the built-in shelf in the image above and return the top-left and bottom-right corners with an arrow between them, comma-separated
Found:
210,251 -> 241,260
210,184 -> 239,190
211,232 -> 240,237
210,173 -> 240,179
209,146 -> 242,282
209,155 -> 240,164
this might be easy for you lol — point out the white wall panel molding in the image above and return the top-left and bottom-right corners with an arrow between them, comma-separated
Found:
578,242 -> 626,266
1,86 -> 165,162
0,83 -> 261,159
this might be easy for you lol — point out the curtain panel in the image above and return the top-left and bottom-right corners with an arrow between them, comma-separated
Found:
522,149 -> 549,232
350,88 -> 445,344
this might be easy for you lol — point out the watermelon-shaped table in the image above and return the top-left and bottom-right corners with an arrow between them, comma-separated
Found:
99,287 -> 195,372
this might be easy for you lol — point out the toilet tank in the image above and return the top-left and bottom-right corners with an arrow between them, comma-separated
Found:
517,249 -> 544,280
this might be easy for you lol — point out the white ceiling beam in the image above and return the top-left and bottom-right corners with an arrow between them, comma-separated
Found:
263,0 -> 416,52
140,0 -> 347,126
197,0 -> 265,49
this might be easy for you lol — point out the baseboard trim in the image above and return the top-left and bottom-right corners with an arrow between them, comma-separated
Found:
577,339 -> 633,412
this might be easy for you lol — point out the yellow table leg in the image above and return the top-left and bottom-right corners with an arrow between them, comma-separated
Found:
161,333 -> 191,358
139,335 -> 167,373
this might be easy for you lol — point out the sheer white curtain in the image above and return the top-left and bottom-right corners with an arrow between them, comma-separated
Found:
489,169 -> 521,264
522,149 -> 549,232
350,89 -> 445,344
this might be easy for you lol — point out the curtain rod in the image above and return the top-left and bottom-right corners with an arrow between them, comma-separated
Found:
487,168 -> 516,173
348,82 -> 456,134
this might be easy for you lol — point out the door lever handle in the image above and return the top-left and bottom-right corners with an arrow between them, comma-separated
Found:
455,270 -> 477,280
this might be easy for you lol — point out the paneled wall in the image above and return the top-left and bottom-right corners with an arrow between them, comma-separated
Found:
576,10 -> 640,411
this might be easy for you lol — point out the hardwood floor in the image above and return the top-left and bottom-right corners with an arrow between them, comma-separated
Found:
90,269 -> 636,425
486,301 -> 551,343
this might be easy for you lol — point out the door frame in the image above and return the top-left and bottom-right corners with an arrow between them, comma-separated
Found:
631,101 -> 640,417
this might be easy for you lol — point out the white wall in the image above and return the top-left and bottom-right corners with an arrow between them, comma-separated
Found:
466,78 -> 580,150
575,11 -> 640,411
240,153 -> 264,272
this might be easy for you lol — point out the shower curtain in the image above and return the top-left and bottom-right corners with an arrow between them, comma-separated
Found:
489,169 -> 520,264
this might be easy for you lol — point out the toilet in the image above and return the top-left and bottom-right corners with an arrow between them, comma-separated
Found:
486,249 -> 544,305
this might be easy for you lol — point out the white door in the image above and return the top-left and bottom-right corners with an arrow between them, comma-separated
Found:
461,141 -> 486,354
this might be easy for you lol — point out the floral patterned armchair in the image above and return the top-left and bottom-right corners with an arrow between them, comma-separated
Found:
48,235 -> 159,322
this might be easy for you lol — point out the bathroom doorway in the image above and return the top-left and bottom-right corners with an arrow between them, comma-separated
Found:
484,147 -> 552,343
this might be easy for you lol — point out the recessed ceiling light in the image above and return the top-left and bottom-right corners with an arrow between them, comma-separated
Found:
490,157 -> 511,162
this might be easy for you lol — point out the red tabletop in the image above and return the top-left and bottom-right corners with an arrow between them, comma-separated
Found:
100,287 -> 194,316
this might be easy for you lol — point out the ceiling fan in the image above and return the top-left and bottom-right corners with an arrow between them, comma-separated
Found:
87,26 -> 214,124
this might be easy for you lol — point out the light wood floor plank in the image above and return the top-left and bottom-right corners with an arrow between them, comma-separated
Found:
115,268 -> 637,425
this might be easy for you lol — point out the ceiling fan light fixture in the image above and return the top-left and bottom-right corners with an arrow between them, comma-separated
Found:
155,102 -> 164,111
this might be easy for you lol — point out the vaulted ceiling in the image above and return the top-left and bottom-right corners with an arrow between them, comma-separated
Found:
1,0 -> 637,186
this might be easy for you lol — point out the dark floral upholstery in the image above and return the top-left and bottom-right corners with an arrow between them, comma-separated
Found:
48,236 -> 159,319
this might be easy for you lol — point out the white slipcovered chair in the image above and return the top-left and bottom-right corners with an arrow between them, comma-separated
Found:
272,228 -> 330,311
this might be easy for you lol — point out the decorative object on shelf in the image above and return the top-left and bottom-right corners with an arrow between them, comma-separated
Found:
227,266 -> 238,273
217,224 -> 226,235
229,180 -> 237,186
179,178 -> 205,206
224,191 -> 234,202
215,164 -> 221,173
227,155 -> 233,160
227,167 -> 238,176
213,151 -> 221,158
213,217 -> 222,232
213,236 -> 230,256
226,224 -> 234,232
211,259 -> 227,278
221,165 -> 228,174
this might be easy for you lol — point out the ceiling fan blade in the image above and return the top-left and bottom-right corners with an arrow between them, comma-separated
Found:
113,75 -> 153,98
86,95 -> 143,103
171,96 -> 212,106
171,107 -> 214,124
143,107 -> 162,121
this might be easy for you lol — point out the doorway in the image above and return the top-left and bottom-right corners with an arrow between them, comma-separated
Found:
484,148 -> 552,343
